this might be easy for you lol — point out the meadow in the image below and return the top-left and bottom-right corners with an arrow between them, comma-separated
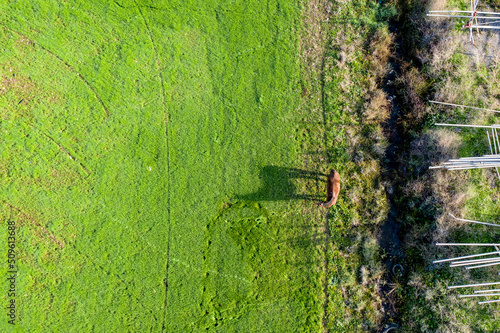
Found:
0,0 -> 397,332
0,0 -> 318,331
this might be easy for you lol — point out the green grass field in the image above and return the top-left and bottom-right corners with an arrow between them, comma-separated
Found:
0,1 -> 323,331
0,0 -> 398,331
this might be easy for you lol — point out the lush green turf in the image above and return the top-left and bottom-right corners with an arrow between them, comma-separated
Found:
0,1 -> 329,331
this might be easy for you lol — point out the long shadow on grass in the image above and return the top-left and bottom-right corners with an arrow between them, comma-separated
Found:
235,165 -> 325,202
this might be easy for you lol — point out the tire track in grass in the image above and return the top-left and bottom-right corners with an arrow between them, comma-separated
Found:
0,24 -> 110,118
132,3 -> 172,330
105,213 -> 251,285
298,0 -> 335,328
320,213 -> 331,330
25,122 -> 92,175
316,24 -> 346,333
9,198 -> 205,327
4,202 -> 65,248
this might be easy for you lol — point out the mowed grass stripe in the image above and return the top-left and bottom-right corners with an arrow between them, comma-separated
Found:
0,23 -> 110,118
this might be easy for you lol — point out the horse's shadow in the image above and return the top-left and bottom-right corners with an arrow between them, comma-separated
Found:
234,165 -> 327,202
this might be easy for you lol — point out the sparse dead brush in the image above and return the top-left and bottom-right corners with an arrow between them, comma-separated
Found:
434,170 -> 470,211
364,90 -> 390,124
394,0 -> 500,329
336,41 -> 357,71
402,127 -> 468,259
428,0 -> 448,12
407,272 -> 426,298
360,265 -> 370,286
429,36 -> 460,72
407,128 -> 461,170
398,66 -> 429,121
369,28 -> 393,80
369,127 -> 389,157
431,129 -> 461,158
403,179 -> 428,198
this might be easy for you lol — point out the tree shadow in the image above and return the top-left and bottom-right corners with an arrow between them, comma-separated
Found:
234,165 -> 326,202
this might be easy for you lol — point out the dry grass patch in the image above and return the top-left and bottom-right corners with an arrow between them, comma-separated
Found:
404,128 -> 466,213
397,1 -> 500,330
369,27 -> 393,80
398,66 -> 430,121
364,90 -> 390,123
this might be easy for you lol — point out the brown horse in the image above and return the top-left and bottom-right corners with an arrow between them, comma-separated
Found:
318,170 -> 340,208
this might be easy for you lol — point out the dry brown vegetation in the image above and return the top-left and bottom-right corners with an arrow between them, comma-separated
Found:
404,0 -> 500,229
369,28 -> 394,82
364,90 -> 391,124
395,0 -> 500,330
297,0 -> 398,330
403,128 -> 469,246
